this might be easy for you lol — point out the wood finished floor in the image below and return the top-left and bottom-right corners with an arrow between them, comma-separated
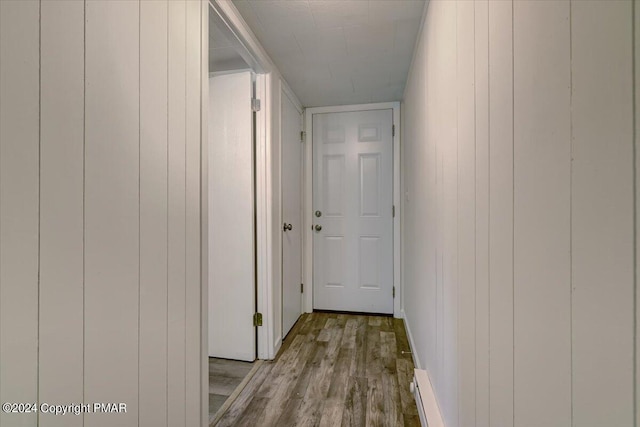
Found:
209,358 -> 255,423
212,312 -> 420,427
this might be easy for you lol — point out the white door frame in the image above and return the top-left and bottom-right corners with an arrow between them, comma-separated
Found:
303,102 -> 402,318
203,0 -> 275,367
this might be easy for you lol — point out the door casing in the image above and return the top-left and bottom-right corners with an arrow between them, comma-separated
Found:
303,102 -> 402,318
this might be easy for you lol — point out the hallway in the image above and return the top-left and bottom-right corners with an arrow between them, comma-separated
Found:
213,312 -> 420,427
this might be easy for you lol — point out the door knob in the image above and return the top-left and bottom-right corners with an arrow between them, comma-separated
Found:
314,224 -> 322,232
283,223 -> 293,231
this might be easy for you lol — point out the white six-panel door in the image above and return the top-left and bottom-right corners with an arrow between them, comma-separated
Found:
281,91 -> 303,338
208,71 -> 255,361
313,109 -> 394,314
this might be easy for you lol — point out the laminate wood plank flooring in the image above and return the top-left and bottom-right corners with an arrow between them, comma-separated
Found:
211,312 -> 420,427
209,357 -> 255,423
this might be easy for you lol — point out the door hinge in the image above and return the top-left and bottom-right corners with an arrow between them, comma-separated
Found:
253,312 -> 263,327
300,131 -> 306,142
393,286 -> 396,298
301,283 -> 304,294
392,124 -> 395,137
251,98 -> 261,112
392,205 -> 395,217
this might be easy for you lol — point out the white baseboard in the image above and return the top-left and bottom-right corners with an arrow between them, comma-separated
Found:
413,368 -> 446,427
401,309 -> 421,370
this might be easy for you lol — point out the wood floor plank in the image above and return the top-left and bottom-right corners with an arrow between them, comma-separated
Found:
306,326 -> 344,400
291,396 -> 324,427
368,316 -> 382,327
326,349 -> 354,399
380,316 -> 394,332
341,376 -> 368,427
382,370 -> 403,427
351,316 -> 368,377
261,333 -> 320,425
213,362 -> 273,426
209,358 -> 254,379
209,375 -> 244,396
319,401 -> 346,427
365,326 -> 382,379
274,340 -> 328,426
231,395 -> 269,426
366,377 -> 385,427
212,313 -> 419,427
257,334 -> 307,399
341,318 -> 358,349
380,331 -> 398,374
393,318 -> 413,360
403,413 -> 422,427
291,341 -> 327,399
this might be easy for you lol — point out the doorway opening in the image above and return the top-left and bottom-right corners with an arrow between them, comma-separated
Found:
206,2 -> 267,422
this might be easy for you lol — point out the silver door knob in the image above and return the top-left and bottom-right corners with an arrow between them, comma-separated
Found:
314,224 -> 322,232
283,223 -> 293,231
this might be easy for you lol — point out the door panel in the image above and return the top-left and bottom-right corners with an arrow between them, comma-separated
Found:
313,109 -> 393,314
208,71 -> 255,361
281,92 -> 303,338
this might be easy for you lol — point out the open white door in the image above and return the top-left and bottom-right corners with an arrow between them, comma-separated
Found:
208,71 -> 255,361
312,109 -> 394,314
281,91 -> 303,338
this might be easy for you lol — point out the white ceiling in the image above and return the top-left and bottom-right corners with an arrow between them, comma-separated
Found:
231,0 -> 426,107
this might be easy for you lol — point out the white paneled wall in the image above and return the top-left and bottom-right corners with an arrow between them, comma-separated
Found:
0,1 -> 204,426
402,1 -> 638,426
0,3 -> 40,427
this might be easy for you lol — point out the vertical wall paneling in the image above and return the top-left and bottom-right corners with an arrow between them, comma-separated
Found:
513,1 -> 572,425
401,5 -> 431,372
185,2 -> 202,426
456,1 -> 476,426
440,2 -> 459,424
426,1 -> 437,379
571,1 -> 635,425
139,1 -> 168,426
433,1 -> 445,396
167,0 -> 187,425
473,1 -> 490,426
487,1 -> 514,425
200,1 -> 209,423
425,7 -> 437,381
635,1 -> 640,425
408,10 -> 433,372
39,1 -> 84,426
0,2 -> 40,426
0,2 -> 203,426
403,0 -> 637,425
84,1 -> 140,426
